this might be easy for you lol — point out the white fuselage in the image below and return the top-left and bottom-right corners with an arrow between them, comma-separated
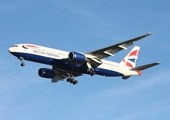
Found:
9,44 -> 140,77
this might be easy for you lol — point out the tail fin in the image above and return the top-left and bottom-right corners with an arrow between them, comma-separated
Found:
120,46 -> 140,68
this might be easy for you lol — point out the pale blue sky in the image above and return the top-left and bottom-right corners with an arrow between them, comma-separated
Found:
0,0 -> 170,120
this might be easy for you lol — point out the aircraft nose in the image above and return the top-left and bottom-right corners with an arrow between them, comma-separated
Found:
8,47 -> 15,53
8,47 -> 12,52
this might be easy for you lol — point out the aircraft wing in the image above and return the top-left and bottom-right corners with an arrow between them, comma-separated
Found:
51,66 -> 82,83
86,33 -> 152,59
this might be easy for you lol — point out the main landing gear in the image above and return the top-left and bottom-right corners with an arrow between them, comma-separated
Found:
18,57 -> 25,67
66,73 -> 78,85
87,68 -> 95,76
66,77 -> 78,85
86,62 -> 95,76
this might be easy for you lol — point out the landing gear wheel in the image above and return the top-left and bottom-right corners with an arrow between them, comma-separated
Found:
67,78 -> 71,82
19,57 -> 25,67
67,72 -> 78,85
21,63 -> 25,67
66,77 -> 78,85
89,69 -> 95,76
69,79 -> 74,83
73,80 -> 78,85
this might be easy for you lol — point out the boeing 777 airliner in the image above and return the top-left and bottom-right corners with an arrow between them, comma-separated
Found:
9,33 -> 160,85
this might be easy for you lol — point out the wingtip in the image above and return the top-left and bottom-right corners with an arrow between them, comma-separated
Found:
147,32 -> 152,35
153,62 -> 161,66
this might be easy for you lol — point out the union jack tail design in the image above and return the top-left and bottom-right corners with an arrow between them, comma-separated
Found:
120,46 -> 140,68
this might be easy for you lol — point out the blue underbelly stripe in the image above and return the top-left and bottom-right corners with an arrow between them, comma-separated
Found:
12,52 -> 123,77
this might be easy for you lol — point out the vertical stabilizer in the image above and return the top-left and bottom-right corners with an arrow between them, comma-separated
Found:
120,46 -> 140,68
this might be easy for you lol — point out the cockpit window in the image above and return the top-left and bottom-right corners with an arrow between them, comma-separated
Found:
12,45 -> 18,47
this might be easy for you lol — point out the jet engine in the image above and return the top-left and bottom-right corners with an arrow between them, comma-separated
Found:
68,51 -> 87,63
38,68 -> 55,78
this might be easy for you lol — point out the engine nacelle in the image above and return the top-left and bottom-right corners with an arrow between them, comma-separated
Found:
68,51 -> 87,63
38,68 -> 55,78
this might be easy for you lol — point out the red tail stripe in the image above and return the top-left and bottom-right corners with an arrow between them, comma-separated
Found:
126,62 -> 133,68
128,50 -> 139,57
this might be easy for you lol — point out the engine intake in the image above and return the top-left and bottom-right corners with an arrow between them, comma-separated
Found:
38,68 -> 55,78
69,51 -> 87,63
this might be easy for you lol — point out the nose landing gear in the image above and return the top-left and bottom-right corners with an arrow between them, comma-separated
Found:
18,57 -> 25,67
21,63 -> 25,66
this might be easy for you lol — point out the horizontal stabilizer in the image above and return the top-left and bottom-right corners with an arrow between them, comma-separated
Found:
122,76 -> 131,80
131,62 -> 160,71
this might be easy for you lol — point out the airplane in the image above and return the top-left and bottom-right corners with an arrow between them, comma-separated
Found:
8,33 -> 160,85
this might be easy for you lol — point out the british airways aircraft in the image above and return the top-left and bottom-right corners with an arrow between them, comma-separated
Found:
9,33 -> 160,85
